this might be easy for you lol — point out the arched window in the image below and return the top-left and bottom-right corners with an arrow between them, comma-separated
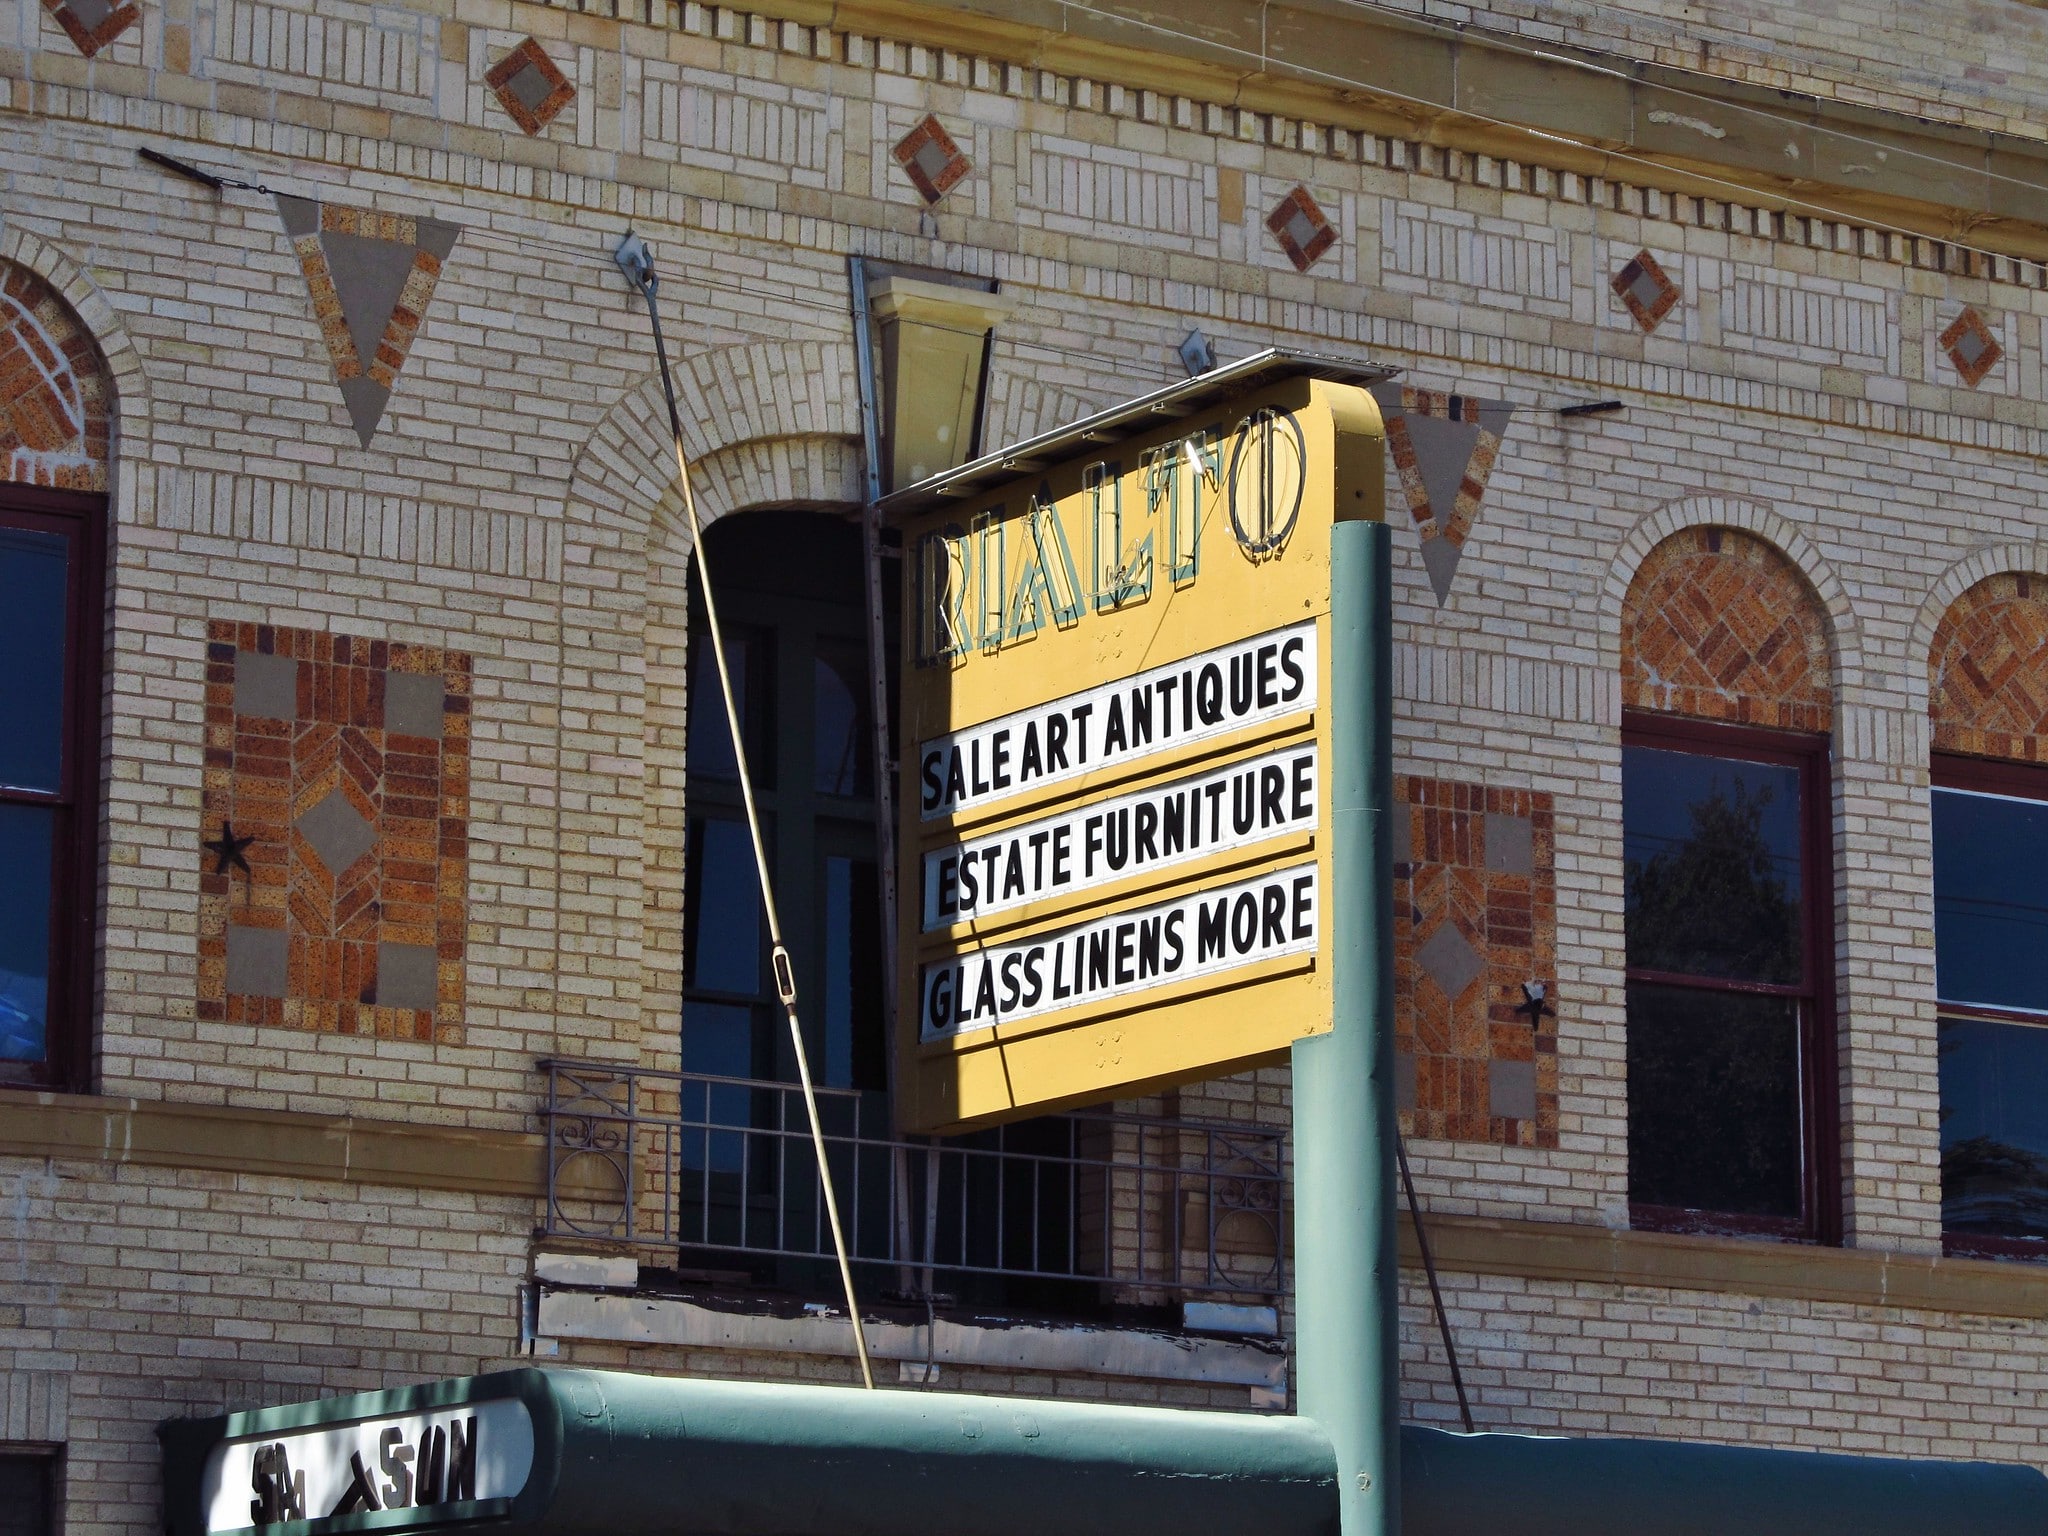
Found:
1927,573 -> 2048,1257
0,265 -> 111,1092
1618,527 -> 1836,1239
682,509 -> 889,1094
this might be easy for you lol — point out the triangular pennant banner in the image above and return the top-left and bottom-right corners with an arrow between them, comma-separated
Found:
277,195 -> 460,447
1370,383 -> 1516,606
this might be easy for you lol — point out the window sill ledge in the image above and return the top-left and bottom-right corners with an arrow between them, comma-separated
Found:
1411,1213 -> 2048,1320
532,1283 -> 1289,1396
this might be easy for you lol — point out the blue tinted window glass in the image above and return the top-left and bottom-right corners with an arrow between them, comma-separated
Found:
687,630 -> 749,784
1933,787 -> 2048,1015
1624,745 -> 1804,984
813,643 -> 871,797
683,816 -> 762,995
0,526 -> 70,793
0,804 -> 55,1063
1940,1017 -> 2048,1239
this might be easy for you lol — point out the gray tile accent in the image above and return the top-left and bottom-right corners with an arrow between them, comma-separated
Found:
507,60 -> 556,113
66,0 -> 115,29
1628,266 -> 1667,310
377,942 -> 439,1010
226,925 -> 288,998
912,138 -> 954,183
274,193 -> 322,239
1284,208 -> 1320,248
1485,812 -> 1534,876
1953,328 -> 1990,366
1402,411 -> 1482,527
321,231 -> 419,374
1419,535 -> 1463,604
338,376 -> 392,449
234,649 -> 299,720
1416,920 -> 1483,1001
1395,1050 -> 1417,1114
385,671 -> 446,738
416,218 -> 461,263
1390,803 -> 1412,867
297,788 -> 378,875
1489,1058 -> 1538,1121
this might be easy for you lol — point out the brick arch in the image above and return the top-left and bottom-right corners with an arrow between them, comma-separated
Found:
1927,572 -> 2048,763
1601,494 -> 1863,702
556,337 -> 864,1078
1620,526 -> 1834,732
0,223 -> 143,487
982,370 -> 1113,454
0,260 -> 112,490
561,337 -> 863,543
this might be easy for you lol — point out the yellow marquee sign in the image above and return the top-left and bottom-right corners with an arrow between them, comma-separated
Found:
889,363 -> 1387,1134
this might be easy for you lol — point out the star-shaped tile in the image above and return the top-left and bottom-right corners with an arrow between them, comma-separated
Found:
205,820 -> 258,877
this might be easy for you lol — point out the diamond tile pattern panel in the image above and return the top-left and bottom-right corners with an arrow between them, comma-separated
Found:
38,0 -> 139,57
1939,307 -> 2003,388
1266,185 -> 1337,273
485,37 -> 575,135
198,623 -> 470,1041
892,115 -> 969,204
1930,573 -> 2048,763
1394,776 -> 1557,1148
1621,527 -> 1834,733
1611,248 -> 1680,332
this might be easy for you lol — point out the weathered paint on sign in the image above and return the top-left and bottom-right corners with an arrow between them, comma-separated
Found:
894,373 -> 1385,1133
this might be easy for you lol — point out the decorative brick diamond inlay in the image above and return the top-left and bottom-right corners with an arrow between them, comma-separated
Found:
485,37 -> 574,136
892,114 -> 970,204
1611,248 -> 1680,332
1394,777 -> 1557,1148
1621,527 -> 1833,733
38,0 -> 139,58
1939,306 -> 2003,388
0,263 -> 111,491
1266,185 -> 1337,273
199,622 -> 471,1041
1930,573 -> 2048,763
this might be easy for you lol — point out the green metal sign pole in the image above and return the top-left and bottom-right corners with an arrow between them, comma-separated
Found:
1293,515 -> 1400,1536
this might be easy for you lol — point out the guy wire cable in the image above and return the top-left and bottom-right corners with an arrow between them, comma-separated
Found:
613,229 -> 877,1392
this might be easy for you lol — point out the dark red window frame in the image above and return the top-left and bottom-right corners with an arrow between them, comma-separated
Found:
1931,749 -> 2048,1261
1622,709 -> 1841,1245
0,484 -> 105,1092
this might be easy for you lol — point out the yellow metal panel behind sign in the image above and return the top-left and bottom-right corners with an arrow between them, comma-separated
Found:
895,375 -> 1385,1133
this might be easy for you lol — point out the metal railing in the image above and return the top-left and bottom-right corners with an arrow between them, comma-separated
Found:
539,1058 -> 1287,1306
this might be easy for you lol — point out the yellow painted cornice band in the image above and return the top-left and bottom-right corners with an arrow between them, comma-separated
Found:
720,0 -> 2048,261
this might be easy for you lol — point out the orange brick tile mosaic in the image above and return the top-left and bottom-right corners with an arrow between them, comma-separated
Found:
1394,776 -> 1557,1149
198,622 -> 471,1041
0,263 -> 110,492
1930,573 -> 2048,762
1621,527 -> 1833,732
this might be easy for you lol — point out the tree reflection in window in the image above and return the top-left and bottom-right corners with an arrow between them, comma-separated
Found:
1622,736 -> 1819,1232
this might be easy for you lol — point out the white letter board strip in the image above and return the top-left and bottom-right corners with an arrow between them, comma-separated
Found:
922,742 -> 1318,930
916,621 -> 1316,822
920,863 -> 1319,1041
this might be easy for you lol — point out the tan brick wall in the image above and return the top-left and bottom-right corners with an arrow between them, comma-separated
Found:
8,1 -> 2048,1528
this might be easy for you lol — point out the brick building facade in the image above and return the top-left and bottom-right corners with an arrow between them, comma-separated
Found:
8,0 -> 2048,1528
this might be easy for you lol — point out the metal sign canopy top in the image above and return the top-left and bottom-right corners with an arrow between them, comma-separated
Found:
875,347 -> 1396,523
